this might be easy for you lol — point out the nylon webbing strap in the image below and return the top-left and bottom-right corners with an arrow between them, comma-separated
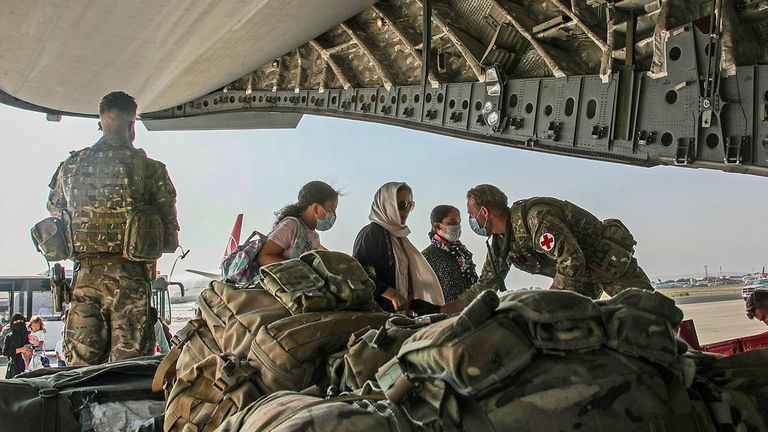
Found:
151,320 -> 204,393
133,150 -> 146,203
34,378 -> 59,432
152,346 -> 181,393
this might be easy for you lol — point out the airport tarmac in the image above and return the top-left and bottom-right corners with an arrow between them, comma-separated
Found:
677,298 -> 766,344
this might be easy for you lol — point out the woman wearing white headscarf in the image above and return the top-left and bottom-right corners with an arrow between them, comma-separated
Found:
353,182 -> 445,313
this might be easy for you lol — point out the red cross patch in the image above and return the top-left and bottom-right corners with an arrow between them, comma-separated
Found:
539,233 -> 555,252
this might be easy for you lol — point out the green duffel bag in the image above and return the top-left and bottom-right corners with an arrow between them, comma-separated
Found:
598,288 -> 686,369
0,356 -> 164,432
249,311 -> 390,393
300,250 -> 379,311
377,291 -> 536,400
260,258 -> 338,314
452,349 -> 713,432
329,314 -> 447,392
692,349 -> 768,431
497,289 -> 606,351
213,391 -> 415,432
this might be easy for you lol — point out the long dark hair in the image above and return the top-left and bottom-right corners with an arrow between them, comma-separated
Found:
274,181 -> 339,227
428,205 -> 459,239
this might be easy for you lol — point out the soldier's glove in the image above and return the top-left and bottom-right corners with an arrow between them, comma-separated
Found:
409,299 -> 441,316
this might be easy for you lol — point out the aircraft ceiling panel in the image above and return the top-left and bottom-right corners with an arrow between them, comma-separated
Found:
0,0 -> 376,114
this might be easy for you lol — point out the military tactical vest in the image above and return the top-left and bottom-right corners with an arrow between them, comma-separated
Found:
59,136 -> 147,256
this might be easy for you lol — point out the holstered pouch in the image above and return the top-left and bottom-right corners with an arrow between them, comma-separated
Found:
124,206 -> 164,261
31,211 -> 73,261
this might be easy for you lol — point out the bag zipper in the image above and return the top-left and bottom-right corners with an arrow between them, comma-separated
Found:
250,341 -> 307,387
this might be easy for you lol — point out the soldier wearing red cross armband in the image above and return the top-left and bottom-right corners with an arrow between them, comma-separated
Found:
438,184 -> 653,314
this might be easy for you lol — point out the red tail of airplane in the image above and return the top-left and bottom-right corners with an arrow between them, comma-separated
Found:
221,214 -> 244,265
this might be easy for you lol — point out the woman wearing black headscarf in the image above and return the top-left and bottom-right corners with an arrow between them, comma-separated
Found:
3,314 -> 31,378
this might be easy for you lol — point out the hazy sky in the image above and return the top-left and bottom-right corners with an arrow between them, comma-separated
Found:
0,103 -> 766,288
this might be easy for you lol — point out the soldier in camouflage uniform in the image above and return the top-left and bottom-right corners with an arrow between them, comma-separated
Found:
439,184 -> 653,314
46,91 -> 179,365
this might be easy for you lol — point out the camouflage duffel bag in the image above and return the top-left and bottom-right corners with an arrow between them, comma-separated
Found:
249,311 -> 390,393
260,258 -> 339,313
328,314 -> 448,392
213,391 -> 415,432
598,289 -> 687,370
377,290 -> 713,431
300,250 -> 378,311
691,348 -> 768,431
261,250 -> 382,314
156,320 -> 264,432
377,291 -> 537,400
456,349 -> 712,432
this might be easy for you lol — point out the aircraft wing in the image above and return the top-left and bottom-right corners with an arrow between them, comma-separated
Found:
0,0 -> 376,115
185,269 -> 221,279
1,0 -> 767,176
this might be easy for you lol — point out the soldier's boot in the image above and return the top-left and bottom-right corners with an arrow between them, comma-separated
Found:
109,272 -> 155,361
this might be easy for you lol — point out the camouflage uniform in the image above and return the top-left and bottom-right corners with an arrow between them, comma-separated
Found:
460,197 -> 653,301
47,134 -> 179,365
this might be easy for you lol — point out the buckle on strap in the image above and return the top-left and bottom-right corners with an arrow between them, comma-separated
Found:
376,360 -> 415,403
39,388 -> 60,398
213,355 -> 255,394
171,319 -> 205,348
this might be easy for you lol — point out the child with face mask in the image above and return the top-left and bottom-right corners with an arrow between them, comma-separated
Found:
421,205 -> 479,303
257,181 -> 340,266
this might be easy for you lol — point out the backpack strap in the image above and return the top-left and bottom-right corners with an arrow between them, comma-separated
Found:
152,320 -> 206,393
133,149 -> 147,204
32,377 -> 59,432
283,217 -> 309,258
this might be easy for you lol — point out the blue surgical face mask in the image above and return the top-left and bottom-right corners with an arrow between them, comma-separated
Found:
440,224 -> 462,243
469,210 -> 489,237
316,208 -> 336,231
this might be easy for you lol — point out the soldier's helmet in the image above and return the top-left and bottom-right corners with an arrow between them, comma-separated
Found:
745,290 -> 768,319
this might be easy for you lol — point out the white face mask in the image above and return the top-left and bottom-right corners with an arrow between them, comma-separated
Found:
440,223 -> 462,243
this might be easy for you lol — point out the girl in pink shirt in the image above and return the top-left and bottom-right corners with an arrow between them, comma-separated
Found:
257,181 -> 339,266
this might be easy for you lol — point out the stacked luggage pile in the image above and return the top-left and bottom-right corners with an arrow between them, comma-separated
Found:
4,250 -> 768,431
153,250 -> 768,432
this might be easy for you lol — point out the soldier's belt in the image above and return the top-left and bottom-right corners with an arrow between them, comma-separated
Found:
76,255 -> 126,266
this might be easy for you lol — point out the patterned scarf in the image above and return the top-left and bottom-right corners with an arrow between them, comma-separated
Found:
431,235 -> 479,283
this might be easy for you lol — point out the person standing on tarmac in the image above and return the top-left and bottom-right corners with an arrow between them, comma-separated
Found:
2,314 -> 30,378
45,91 -> 180,365
424,184 -> 654,315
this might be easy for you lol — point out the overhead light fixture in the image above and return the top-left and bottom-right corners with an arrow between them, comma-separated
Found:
482,64 -> 506,132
